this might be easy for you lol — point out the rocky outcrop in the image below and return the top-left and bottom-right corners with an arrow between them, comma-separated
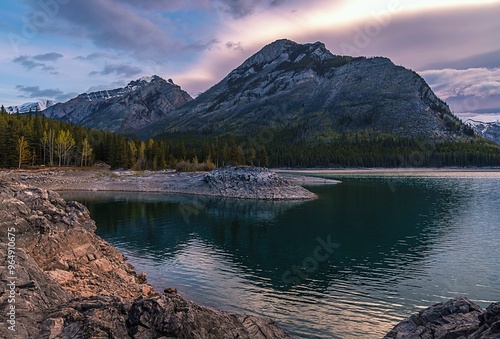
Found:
199,166 -> 318,200
384,297 -> 500,338
38,293 -> 289,338
0,180 -> 290,338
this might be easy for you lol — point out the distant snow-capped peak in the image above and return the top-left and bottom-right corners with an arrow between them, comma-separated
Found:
6,99 -> 57,113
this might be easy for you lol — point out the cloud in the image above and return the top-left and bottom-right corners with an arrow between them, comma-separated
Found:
32,52 -> 63,61
13,56 -> 44,70
118,0 -> 293,18
225,41 -> 244,51
89,64 -> 143,78
22,0 -> 218,62
423,49 -> 500,70
20,0 -> 295,64
421,68 -> 500,114
212,0 -> 295,19
86,80 -> 127,93
12,53 -> 63,73
16,85 -> 67,100
74,52 -> 106,61
184,38 -> 220,52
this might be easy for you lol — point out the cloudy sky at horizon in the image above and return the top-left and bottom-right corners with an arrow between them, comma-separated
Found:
1,0 -> 499,121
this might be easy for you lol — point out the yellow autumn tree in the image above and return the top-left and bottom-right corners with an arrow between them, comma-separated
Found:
16,136 -> 31,169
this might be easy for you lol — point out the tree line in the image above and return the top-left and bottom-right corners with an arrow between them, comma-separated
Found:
0,106 -> 267,170
0,107 -> 161,169
2,105 -> 500,170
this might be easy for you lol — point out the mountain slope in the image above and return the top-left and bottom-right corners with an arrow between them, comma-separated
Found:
7,99 -> 57,114
43,76 -> 192,133
145,39 -> 464,140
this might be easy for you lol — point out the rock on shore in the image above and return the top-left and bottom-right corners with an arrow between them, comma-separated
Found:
0,180 -> 290,338
384,297 -> 500,338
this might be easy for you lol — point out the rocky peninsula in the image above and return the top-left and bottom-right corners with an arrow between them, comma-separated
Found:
0,166 -> 336,200
0,180 -> 290,338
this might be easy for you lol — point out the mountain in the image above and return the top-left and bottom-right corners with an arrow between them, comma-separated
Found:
143,39 -> 466,140
7,99 -> 57,114
466,119 -> 500,144
42,75 -> 192,133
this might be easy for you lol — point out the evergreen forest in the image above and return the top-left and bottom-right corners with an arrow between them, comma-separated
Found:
1,105 -> 500,170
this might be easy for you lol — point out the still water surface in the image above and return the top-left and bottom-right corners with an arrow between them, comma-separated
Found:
60,171 -> 500,338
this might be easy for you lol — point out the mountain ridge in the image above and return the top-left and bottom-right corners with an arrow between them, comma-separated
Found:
142,39 -> 465,141
42,75 -> 192,133
466,119 -> 500,144
6,99 -> 57,114
22,38 -> 474,142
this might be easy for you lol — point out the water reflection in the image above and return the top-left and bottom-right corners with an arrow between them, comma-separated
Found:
59,173 -> 500,338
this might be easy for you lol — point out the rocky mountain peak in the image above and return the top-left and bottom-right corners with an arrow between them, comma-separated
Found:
238,39 -> 334,72
466,119 -> 500,144
126,74 -> 168,88
144,39 -> 464,140
42,75 -> 193,133
6,99 -> 57,114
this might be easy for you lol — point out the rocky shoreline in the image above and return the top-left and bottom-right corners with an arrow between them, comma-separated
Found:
385,297 -> 500,338
0,166 -> 338,200
0,180 -> 290,338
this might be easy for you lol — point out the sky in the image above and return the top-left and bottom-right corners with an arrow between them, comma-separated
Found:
1,0 -> 499,122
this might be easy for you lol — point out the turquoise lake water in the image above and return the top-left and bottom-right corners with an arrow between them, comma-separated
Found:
60,171 -> 500,338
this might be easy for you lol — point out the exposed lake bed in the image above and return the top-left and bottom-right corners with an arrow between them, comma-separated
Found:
1,167 -> 338,200
57,169 -> 500,338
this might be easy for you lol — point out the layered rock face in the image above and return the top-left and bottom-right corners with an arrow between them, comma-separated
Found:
0,180 -> 290,338
385,297 -> 500,338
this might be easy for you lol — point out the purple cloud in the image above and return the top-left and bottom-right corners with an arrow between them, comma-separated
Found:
12,53 -> 62,73
89,64 -> 143,78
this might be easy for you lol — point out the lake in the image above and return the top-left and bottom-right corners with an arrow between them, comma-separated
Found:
59,171 -> 500,338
